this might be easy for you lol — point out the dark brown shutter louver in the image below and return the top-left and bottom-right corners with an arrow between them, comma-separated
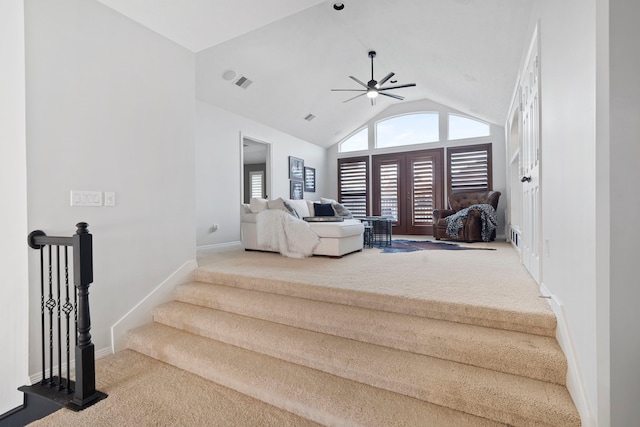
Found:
447,144 -> 493,194
338,156 -> 369,218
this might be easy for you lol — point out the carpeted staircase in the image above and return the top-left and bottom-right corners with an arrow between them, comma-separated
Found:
126,266 -> 581,426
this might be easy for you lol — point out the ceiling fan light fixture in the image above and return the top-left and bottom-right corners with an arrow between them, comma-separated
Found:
367,89 -> 378,98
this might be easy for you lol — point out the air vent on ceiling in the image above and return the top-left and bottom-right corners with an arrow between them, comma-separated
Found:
235,76 -> 252,89
304,114 -> 316,121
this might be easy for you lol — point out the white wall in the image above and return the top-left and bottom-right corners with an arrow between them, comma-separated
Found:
326,98 -> 507,236
196,100 -> 327,248
525,0 -> 625,424
535,1 -> 600,421
0,0 -> 29,415
24,0 -> 196,374
608,1 -> 640,425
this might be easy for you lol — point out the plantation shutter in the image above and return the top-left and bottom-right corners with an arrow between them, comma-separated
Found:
447,144 -> 492,194
338,156 -> 369,218
379,162 -> 399,221
411,158 -> 435,225
249,171 -> 264,199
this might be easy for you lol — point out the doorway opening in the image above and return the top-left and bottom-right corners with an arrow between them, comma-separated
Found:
241,136 -> 271,204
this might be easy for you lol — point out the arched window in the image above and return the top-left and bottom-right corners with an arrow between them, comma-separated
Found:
339,127 -> 368,153
448,114 -> 490,140
375,113 -> 439,149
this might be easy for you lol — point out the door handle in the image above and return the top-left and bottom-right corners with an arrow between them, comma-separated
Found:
520,176 -> 532,183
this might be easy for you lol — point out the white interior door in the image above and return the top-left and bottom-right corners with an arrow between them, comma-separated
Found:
520,32 -> 541,283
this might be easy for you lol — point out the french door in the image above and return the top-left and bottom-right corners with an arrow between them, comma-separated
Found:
372,149 -> 444,235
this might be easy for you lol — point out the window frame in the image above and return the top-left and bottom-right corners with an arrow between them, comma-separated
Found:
374,112 -> 440,150
338,127 -> 369,153
337,156 -> 370,218
446,143 -> 493,195
447,114 -> 491,141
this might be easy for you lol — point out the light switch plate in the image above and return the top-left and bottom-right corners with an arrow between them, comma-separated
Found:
70,190 -> 102,207
104,192 -> 116,207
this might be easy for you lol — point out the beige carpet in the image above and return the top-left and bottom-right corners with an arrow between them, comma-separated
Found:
28,349 -> 319,427
32,239 -> 580,426
196,241 -> 556,336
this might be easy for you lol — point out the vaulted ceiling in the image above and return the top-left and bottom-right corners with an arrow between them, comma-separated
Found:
98,0 -> 533,148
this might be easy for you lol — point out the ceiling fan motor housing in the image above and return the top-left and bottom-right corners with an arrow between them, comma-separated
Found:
331,50 -> 416,105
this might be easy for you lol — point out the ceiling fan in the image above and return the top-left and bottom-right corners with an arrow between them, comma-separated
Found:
331,50 -> 416,106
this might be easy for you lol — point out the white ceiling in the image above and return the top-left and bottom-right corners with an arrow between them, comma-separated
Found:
98,0 -> 533,148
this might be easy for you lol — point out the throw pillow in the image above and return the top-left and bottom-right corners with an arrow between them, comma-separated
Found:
267,197 -> 290,213
332,202 -> 353,219
313,203 -> 335,217
283,200 -> 300,218
287,199 -> 310,218
249,197 -> 268,213
320,197 -> 337,204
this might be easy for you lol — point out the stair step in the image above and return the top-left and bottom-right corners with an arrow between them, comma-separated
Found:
194,267 -> 557,337
175,281 -> 567,385
150,301 -> 579,427
127,323 -> 507,427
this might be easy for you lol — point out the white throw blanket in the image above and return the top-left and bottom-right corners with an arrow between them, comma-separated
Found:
256,209 -> 320,258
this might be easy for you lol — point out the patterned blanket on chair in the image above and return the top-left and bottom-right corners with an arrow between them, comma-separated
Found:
444,204 -> 497,242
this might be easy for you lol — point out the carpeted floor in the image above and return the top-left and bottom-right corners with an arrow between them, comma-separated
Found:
196,239 -> 552,324
30,238 -> 558,426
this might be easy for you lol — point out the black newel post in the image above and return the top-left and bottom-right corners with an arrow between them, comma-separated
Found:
70,222 -> 100,408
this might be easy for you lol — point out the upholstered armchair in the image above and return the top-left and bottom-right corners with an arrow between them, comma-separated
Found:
433,190 -> 501,242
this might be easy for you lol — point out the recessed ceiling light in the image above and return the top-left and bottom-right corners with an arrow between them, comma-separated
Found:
333,2 -> 345,11
222,70 -> 237,81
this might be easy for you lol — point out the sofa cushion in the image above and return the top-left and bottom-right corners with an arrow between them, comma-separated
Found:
266,198 -> 299,218
332,202 -> 353,219
286,199 -> 310,218
313,203 -> 335,217
308,219 -> 364,238
249,197 -> 268,213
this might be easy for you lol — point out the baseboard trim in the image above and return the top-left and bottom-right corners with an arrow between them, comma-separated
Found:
197,241 -> 242,252
28,346 -> 112,385
539,282 -> 595,427
110,260 -> 198,353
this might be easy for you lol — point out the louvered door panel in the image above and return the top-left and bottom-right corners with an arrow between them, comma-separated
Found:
373,149 -> 443,235
338,157 -> 369,218
411,158 -> 435,226
379,162 -> 399,221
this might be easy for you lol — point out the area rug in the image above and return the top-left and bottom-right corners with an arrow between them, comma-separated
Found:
375,239 -> 497,253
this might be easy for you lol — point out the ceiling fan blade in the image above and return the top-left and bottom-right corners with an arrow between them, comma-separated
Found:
379,83 -> 417,91
380,92 -> 404,100
349,75 -> 369,88
378,72 -> 395,86
371,97 -> 376,106
342,92 -> 368,103
331,88 -> 366,92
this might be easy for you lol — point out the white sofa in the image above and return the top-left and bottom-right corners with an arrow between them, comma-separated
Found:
240,198 -> 364,257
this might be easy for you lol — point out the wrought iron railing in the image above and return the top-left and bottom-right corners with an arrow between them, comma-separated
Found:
22,222 -> 106,410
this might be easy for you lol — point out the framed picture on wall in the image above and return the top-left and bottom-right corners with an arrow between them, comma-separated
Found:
304,167 -> 316,192
289,156 -> 304,180
290,180 -> 304,200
